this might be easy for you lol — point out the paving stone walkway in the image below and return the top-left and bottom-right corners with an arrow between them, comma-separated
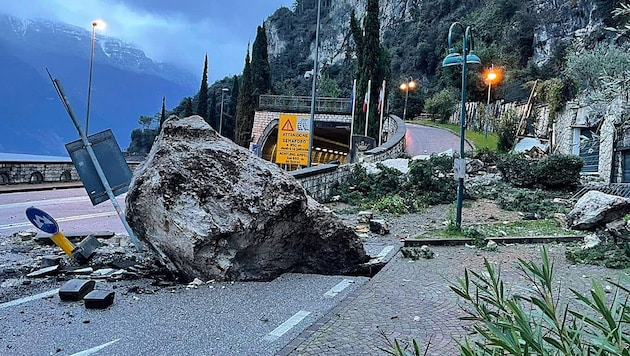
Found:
281,243 -> 628,355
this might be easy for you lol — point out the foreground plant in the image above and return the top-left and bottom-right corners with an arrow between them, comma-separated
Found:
450,247 -> 630,355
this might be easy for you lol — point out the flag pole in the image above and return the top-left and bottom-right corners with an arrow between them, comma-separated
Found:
378,80 -> 386,145
350,79 -> 356,159
364,79 -> 371,137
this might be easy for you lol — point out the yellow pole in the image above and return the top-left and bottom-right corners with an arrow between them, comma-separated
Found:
50,232 -> 75,257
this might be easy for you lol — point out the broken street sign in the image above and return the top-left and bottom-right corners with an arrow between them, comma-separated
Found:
26,206 -> 59,234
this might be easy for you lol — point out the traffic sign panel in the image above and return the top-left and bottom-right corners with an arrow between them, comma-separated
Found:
276,114 -> 311,166
25,207 -> 59,234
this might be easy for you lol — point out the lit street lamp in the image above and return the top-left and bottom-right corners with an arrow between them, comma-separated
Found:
399,79 -> 416,121
219,88 -> 229,135
85,19 -> 106,134
442,22 -> 481,230
483,65 -> 500,105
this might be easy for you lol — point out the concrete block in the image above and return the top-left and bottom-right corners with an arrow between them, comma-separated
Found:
84,290 -> 115,309
59,279 -> 95,301
41,255 -> 63,267
72,235 -> 101,264
27,265 -> 59,278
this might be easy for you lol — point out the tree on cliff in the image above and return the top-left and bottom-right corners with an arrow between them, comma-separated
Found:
235,48 -> 256,148
251,24 -> 272,96
225,75 -> 240,140
196,54 -> 209,121
350,0 -> 391,140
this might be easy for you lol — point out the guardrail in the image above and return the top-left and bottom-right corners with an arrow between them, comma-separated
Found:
259,95 -> 351,114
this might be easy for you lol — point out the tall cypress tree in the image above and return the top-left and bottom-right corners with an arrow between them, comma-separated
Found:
350,0 -> 390,139
208,90 -> 217,129
196,54 -> 209,120
158,96 -> 167,132
183,97 -> 194,117
235,48 -> 255,148
226,75 -> 240,140
251,24 -> 272,96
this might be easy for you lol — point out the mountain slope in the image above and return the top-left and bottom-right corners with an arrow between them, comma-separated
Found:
0,15 -> 197,155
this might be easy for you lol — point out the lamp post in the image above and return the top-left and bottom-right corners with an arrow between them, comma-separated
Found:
483,65 -> 499,105
219,87 -> 229,135
399,79 -> 416,121
441,22 -> 481,230
85,19 -> 105,134
307,0 -> 322,167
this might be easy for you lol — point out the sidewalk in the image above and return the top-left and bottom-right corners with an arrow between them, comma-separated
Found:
280,243 -> 624,355
0,182 -> 83,194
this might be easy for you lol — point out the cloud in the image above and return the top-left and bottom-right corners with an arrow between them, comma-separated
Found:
1,0 -> 293,82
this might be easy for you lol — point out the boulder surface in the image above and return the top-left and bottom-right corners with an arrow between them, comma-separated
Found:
566,191 -> 630,230
125,115 -> 368,281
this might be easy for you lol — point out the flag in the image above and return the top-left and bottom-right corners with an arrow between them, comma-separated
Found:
377,85 -> 385,114
362,84 -> 370,113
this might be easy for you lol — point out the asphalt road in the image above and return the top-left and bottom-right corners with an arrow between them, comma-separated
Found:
0,189 -> 394,355
405,123 -> 474,157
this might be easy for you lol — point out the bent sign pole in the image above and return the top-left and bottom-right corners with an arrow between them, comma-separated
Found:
47,71 -> 142,252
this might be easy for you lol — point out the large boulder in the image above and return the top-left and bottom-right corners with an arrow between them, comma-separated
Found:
125,115 -> 368,281
566,191 -> 630,230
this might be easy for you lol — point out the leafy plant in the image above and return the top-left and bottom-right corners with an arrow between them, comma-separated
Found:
378,328 -> 430,356
451,247 -> 630,355
373,194 -> 409,214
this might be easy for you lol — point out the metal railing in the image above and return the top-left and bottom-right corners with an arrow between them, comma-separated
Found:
258,95 -> 352,114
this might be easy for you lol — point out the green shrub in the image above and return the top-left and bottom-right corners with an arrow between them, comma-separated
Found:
373,194 -> 408,214
536,154 -> 583,188
497,109 -> 519,153
496,187 -> 565,218
472,147 -> 498,165
406,156 -> 457,205
451,247 -> 630,355
566,242 -> 630,269
424,89 -> 457,123
496,153 -> 537,187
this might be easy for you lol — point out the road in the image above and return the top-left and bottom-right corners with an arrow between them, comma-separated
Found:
0,188 -> 395,355
405,123 -> 474,157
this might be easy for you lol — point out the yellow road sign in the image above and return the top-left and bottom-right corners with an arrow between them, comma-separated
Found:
276,114 -> 311,166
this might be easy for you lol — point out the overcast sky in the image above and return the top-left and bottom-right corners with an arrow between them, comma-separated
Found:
1,0 -> 294,82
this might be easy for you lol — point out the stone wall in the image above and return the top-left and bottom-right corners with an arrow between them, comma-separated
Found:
0,162 -> 79,185
291,115 -> 406,202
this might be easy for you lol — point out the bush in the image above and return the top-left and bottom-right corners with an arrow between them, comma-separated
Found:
497,109 -> 519,153
451,247 -> 630,355
497,153 -> 583,189
406,156 -> 457,205
536,154 -> 583,188
424,89 -> 457,123
496,153 -> 537,187
373,194 -> 408,214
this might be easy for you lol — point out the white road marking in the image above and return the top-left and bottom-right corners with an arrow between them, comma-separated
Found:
376,245 -> 394,258
324,279 -> 354,298
0,289 -> 59,309
0,211 -> 117,230
0,196 -> 91,210
263,310 -> 311,341
70,339 -> 121,356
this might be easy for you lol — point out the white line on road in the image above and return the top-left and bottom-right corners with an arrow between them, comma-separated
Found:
324,279 -> 354,298
263,310 -> 311,341
70,339 -> 121,356
0,211 -> 117,230
0,288 -> 59,309
0,196 -> 91,210
376,245 -> 394,258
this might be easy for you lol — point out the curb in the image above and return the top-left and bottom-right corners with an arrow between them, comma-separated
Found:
0,182 -> 83,193
403,235 -> 584,247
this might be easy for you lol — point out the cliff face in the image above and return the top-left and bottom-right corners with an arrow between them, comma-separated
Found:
264,0 -> 616,95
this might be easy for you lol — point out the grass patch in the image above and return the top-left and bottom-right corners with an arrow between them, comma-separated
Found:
408,119 -> 498,151
419,219 -> 578,239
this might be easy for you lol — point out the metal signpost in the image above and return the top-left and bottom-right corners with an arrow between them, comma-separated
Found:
47,70 -> 142,252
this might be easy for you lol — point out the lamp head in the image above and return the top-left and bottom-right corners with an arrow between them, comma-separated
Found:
92,19 -> 106,31
442,49 -> 463,67
465,50 -> 482,66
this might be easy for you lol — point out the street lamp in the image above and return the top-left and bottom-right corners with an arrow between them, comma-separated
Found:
85,19 -> 106,134
483,65 -> 500,105
399,79 -> 416,121
442,22 -> 481,230
219,88 -> 229,135
307,0 -> 322,167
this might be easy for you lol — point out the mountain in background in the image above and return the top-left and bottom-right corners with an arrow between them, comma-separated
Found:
0,14 -> 197,156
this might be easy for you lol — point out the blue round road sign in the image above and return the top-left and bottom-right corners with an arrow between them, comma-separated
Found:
25,206 -> 59,234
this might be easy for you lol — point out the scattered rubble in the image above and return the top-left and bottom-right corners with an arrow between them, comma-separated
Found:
401,245 -> 435,260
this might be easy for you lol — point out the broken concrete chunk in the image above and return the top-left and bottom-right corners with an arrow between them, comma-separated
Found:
125,115 -> 368,281
59,279 -> 95,301
26,265 -> 59,278
41,255 -> 63,268
566,191 -> 630,230
369,219 -> 389,235
357,211 -> 373,224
